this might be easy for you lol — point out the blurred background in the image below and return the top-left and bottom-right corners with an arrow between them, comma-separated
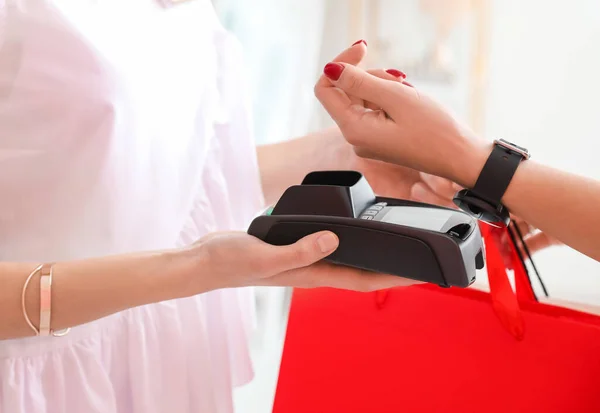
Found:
210,0 -> 600,411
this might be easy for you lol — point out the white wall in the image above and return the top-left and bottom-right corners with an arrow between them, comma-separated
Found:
485,0 -> 600,304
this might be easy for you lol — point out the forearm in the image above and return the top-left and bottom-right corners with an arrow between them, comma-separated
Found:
257,127 -> 347,205
458,143 -> 600,261
0,250 -> 193,340
503,161 -> 600,260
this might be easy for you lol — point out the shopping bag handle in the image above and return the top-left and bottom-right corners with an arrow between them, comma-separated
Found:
481,222 -> 539,340
481,223 -> 537,303
375,222 -> 538,340
507,222 -> 549,298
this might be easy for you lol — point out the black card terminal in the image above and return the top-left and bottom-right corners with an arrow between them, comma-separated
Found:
248,171 -> 484,287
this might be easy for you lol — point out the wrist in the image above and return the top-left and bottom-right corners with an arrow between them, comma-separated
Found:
135,250 -> 193,303
317,126 -> 357,170
172,242 -> 221,298
303,127 -> 346,170
447,135 -> 492,189
152,248 -> 199,300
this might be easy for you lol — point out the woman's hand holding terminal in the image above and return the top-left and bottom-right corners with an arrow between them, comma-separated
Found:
316,61 -> 600,262
1,231 -> 417,340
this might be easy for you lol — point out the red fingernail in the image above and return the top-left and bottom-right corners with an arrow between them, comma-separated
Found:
386,69 -> 406,79
352,39 -> 368,47
324,62 -> 345,81
402,80 -> 414,88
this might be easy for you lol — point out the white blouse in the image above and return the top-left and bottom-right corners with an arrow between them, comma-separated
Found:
0,1 -> 264,412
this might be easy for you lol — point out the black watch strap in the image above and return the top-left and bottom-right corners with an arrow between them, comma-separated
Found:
471,139 -> 529,206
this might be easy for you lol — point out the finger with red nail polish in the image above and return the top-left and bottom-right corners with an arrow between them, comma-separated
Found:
361,68 -> 406,112
385,69 -> 406,79
352,39 -> 368,47
323,62 -> 345,81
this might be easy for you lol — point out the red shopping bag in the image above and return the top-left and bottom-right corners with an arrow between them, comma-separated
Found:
273,224 -> 600,413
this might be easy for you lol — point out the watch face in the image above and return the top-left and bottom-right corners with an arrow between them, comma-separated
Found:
495,139 -> 530,159
498,138 -> 525,151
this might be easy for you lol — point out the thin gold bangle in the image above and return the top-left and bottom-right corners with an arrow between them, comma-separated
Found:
21,264 -> 42,336
48,263 -> 71,337
39,263 -> 53,336
21,264 -> 71,337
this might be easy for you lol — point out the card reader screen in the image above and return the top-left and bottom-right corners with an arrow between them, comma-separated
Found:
380,207 -> 455,232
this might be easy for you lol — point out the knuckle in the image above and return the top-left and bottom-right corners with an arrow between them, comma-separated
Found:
338,109 -> 362,132
346,73 -> 365,93
344,131 -> 362,146
313,83 -> 323,100
353,145 -> 367,156
342,122 -> 368,146
353,145 -> 375,159
293,243 -> 314,265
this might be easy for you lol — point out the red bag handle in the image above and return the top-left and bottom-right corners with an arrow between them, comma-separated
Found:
480,223 -> 537,303
481,223 -> 528,340
375,223 -> 536,340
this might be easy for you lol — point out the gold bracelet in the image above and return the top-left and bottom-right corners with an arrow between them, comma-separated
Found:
21,264 -> 42,335
21,263 -> 71,337
39,263 -> 52,336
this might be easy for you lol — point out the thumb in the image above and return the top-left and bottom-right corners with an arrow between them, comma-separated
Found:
315,40 -> 368,90
317,63 -> 403,129
267,231 -> 339,274
323,63 -> 398,109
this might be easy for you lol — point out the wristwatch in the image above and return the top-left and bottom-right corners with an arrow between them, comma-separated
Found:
453,139 -> 530,226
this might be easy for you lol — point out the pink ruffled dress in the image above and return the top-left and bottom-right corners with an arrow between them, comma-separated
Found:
0,1 -> 264,412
